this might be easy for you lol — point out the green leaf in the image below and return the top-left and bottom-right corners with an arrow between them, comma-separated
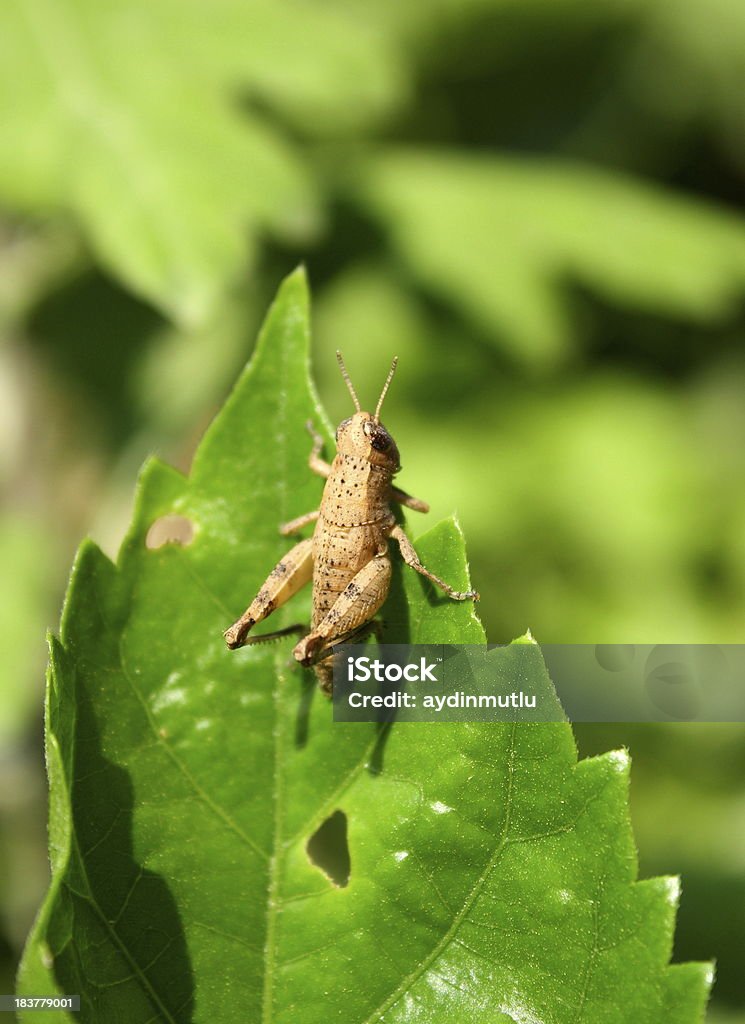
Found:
147,0 -> 405,138
0,1 -> 402,323
358,150 -> 745,365
19,269 -> 710,1022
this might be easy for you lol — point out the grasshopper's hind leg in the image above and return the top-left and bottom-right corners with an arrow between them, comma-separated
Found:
293,551 -> 392,669
224,538 -> 313,649
310,619 -> 385,697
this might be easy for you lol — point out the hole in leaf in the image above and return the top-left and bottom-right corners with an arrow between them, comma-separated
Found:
306,810 -> 350,888
146,515 -> 194,549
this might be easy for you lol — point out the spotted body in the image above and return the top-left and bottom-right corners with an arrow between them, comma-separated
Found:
224,354 -> 478,694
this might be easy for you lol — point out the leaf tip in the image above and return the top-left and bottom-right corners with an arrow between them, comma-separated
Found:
511,628 -> 538,645
663,875 -> 681,908
59,538 -> 116,643
279,263 -> 311,303
434,514 -> 469,553
606,747 -> 631,776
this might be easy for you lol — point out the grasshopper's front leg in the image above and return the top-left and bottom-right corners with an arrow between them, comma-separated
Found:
306,421 -> 331,478
280,510 -> 319,536
224,538 -> 313,649
391,485 -> 429,514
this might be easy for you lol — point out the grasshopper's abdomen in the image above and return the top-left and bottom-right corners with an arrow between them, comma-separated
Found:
311,453 -> 394,628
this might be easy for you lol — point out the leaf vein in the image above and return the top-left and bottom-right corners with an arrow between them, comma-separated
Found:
361,723 -> 518,1023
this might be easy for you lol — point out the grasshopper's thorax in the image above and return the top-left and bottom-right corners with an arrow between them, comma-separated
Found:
317,412 -> 399,530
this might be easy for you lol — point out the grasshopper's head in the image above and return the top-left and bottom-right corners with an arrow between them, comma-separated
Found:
335,412 -> 400,471
334,353 -> 401,472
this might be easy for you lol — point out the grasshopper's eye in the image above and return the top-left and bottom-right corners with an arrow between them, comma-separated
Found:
370,427 -> 392,452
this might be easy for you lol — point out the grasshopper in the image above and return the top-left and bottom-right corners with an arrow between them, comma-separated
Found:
223,353 -> 479,694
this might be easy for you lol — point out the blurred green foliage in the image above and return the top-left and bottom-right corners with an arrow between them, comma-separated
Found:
1,0 -> 744,1018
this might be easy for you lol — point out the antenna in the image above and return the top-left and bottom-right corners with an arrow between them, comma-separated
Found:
374,356 -> 398,423
336,351 -> 361,413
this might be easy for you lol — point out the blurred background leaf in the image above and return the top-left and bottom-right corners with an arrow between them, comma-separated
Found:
0,0 -> 398,322
1,0 -> 744,1018
356,151 -> 745,364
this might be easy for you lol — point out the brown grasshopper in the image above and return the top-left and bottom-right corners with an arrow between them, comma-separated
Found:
223,353 -> 479,694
